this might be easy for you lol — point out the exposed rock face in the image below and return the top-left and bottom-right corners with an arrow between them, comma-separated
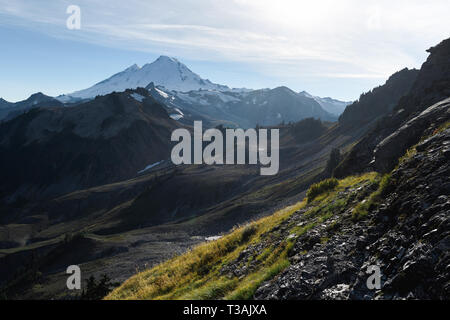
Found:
254,127 -> 450,300
335,38 -> 450,178
396,38 -> 450,115
373,97 -> 450,172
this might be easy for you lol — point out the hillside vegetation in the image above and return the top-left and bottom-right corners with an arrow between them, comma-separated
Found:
108,111 -> 450,300
106,172 -> 382,300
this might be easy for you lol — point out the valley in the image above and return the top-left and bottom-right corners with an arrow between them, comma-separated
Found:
0,37 -> 449,300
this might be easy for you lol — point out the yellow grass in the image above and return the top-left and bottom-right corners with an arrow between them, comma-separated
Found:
106,172 -> 379,300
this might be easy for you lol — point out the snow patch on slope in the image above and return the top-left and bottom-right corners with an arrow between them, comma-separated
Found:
155,88 -> 169,99
137,160 -> 164,174
130,93 -> 145,102
169,114 -> 183,121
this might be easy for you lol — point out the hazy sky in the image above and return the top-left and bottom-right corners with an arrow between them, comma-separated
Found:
0,0 -> 449,101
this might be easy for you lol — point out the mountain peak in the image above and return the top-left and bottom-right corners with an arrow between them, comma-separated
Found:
124,64 -> 140,72
63,56 -> 228,99
26,92 -> 54,103
155,55 -> 179,63
28,92 -> 45,98
299,90 -> 313,98
141,56 -> 183,70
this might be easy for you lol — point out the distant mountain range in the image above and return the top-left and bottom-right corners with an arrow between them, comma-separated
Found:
53,55 -> 350,126
1,56 -> 351,126
146,82 -> 340,128
298,91 -> 351,116
0,92 -> 62,121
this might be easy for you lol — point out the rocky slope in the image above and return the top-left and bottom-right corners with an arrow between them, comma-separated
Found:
108,116 -> 449,300
372,97 -> 450,172
335,38 -> 450,178
338,68 -> 418,128
255,124 -> 450,300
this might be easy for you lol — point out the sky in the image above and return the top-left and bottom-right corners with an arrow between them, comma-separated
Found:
0,0 -> 449,102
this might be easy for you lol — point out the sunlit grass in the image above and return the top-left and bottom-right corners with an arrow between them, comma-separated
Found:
307,178 -> 338,203
106,172 -> 380,300
106,200 -> 306,300
351,174 -> 391,221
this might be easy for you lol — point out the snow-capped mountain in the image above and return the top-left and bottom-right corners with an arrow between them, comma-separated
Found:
298,91 -> 351,116
59,56 -> 229,101
146,83 -> 337,128
53,55 -> 345,127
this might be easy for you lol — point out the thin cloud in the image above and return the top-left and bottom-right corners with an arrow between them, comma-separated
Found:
0,0 -> 449,98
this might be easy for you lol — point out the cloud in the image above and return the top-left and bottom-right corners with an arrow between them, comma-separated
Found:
0,0 -> 449,90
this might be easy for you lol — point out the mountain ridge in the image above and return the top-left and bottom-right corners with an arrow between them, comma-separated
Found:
0,88 -> 181,202
0,92 -> 63,121
299,91 -> 352,116
55,56 -> 349,125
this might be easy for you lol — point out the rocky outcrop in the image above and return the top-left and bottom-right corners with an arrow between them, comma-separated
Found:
335,38 -> 450,178
255,127 -> 450,300
372,97 -> 450,172
395,38 -> 450,115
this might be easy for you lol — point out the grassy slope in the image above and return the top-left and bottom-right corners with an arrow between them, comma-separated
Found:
106,172 -> 381,300
107,120 -> 450,300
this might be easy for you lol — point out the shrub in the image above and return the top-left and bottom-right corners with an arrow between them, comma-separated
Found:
240,224 -> 257,243
307,178 -> 339,202
377,174 -> 393,197
80,274 -> 119,300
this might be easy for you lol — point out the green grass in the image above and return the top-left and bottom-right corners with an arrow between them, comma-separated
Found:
106,172 -> 380,300
225,258 -> 290,300
290,221 -> 316,237
306,178 -> 338,203
398,146 -> 417,166
351,174 -> 392,221
106,201 -> 306,300
432,120 -> 450,135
